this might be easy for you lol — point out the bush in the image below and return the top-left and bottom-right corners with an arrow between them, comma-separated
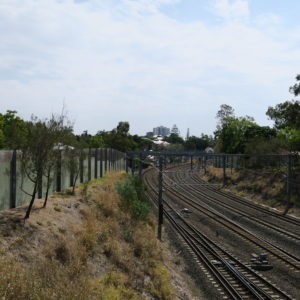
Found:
116,175 -> 150,221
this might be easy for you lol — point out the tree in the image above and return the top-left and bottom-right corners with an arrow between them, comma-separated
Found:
42,114 -> 73,207
185,134 -> 214,151
214,116 -> 275,154
164,133 -> 184,144
65,147 -> 85,195
266,100 -> 300,130
98,122 -> 138,152
216,104 -> 235,127
289,74 -> 300,96
0,110 -> 27,149
116,121 -> 130,136
21,114 -> 73,219
276,127 -> 300,152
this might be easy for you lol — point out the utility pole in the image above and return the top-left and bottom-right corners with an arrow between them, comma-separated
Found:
223,155 -> 227,186
287,154 -> 292,198
158,156 -> 164,241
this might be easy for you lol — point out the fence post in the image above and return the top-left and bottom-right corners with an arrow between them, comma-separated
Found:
88,148 -> 91,181
80,150 -> 84,183
190,155 -> 193,170
56,150 -> 62,192
104,148 -> 108,174
100,149 -> 103,177
10,150 -> 17,208
94,148 -> 98,178
158,156 -> 164,241
109,148 -> 112,171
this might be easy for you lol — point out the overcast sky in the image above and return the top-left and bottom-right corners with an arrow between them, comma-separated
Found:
1,0 -> 300,136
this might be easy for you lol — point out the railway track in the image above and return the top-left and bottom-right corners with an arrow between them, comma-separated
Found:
143,167 -> 295,300
158,167 -> 300,271
169,165 -> 300,244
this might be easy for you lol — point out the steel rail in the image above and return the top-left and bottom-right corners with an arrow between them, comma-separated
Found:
143,169 -> 294,300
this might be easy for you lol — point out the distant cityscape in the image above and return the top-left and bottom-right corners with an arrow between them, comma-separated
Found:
146,124 -> 180,137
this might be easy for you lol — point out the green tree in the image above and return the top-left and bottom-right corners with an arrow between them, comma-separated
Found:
116,121 -> 130,135
215,116 -> 275,154
276,127 -> 300,151
0,110 -> 27,149
164,133 -> 184,144
289,74 -> 300,96
21,114 -> 73,219
216,104 -> 235,129
98,122 -> 138,152
266,100 -> 300,130
89,134 -> 105,148
185,134 -> 214,151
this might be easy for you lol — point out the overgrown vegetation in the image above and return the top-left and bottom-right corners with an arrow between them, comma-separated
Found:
0,173 -> 174,300
116,174 -> 150,221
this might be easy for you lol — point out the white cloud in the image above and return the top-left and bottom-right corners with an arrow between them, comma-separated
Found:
213,0 -> 249,21
0,0 -> 299,135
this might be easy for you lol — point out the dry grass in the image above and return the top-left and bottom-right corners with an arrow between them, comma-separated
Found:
202,167 -> 300,216
0,172 -> 174,299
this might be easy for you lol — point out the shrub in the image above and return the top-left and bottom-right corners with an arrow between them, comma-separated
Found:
116,175 -> 150,221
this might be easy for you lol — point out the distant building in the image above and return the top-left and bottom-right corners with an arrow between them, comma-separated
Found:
153,126 -> 170,137
205,147 -> 214,154
171,124 -> 180,136
186,128 -> 190,140
146,131 -> 153,137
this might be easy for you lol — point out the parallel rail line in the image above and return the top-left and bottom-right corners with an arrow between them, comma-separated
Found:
143,167 -> 295,300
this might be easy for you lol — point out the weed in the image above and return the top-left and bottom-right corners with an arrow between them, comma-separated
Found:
149,263 -> 174,300
90,271 -> 140,300
79,181 -> 90,201
116,174 -> 150,221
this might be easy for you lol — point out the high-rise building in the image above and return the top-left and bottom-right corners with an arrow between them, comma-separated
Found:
186,128 -> 190,140
153,126 -> 170,137
171,124 -> 180,136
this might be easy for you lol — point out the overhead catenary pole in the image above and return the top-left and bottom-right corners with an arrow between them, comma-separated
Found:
158,156 -> 164,241
287,154 -> 292,198
223,154 -> 226,186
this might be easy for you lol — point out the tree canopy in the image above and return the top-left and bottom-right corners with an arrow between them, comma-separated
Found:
289,74 -> 300,96
214,114 -> 276,154
266,100 -> 300,130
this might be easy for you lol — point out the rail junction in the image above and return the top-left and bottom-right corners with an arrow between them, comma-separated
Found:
128,151 -> 300,300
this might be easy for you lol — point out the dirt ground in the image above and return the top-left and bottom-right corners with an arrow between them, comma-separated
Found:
0,174 -> 203,300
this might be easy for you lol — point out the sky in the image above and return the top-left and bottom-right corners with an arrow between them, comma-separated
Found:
1,0 -> 300,137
